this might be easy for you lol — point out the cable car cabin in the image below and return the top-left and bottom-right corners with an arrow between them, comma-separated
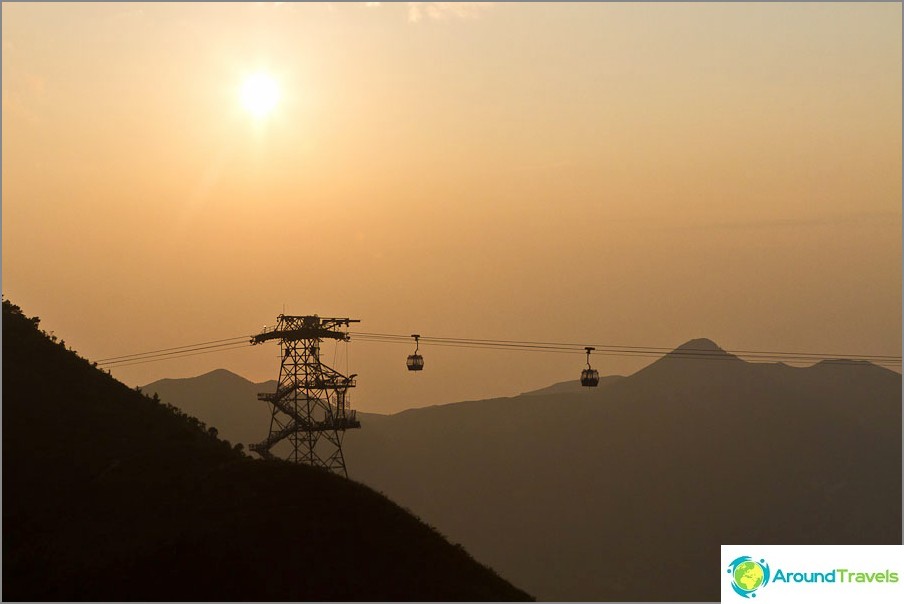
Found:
407,354 -> 425,371
407,334 -> 424,371
580,367 -> 599,387
580,345 -> 599,387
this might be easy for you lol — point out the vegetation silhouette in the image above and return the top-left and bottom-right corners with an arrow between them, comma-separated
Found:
2,299 -> 532,602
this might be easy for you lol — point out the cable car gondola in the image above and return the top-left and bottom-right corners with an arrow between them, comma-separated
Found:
407,334 -> 424,371
580,346 -> 600,387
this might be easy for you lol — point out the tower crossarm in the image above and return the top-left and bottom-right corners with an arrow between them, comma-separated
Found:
250,315 -> 360,345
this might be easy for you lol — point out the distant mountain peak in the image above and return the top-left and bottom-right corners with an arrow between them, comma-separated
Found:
634,338 -> 741,372
672,338 -> 728,354
142,368 -> 255,391
199,368 -> 247,379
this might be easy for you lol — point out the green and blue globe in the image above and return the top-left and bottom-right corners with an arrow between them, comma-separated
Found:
727,556 -> 771,598
734,561 -> 764,590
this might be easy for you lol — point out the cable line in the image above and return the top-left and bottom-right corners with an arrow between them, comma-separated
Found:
352,336 -> 902,367
351,333 -> 901,364
98,343 -> 253,369
98,341 -> 253,367
350,331 -> 902,361
96,335 -> 251,363
92,327 -> 902,369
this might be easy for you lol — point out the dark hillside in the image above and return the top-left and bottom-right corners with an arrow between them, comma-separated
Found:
1,300 -> 532,602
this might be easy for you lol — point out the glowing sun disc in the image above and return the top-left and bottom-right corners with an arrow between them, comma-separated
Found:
241,73 -> 279,118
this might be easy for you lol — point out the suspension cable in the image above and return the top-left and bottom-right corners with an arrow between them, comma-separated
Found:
94,328 -> 902,369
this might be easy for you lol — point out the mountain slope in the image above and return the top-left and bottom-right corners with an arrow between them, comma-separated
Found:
1,300 -> 532,602
520,375 -> 623,396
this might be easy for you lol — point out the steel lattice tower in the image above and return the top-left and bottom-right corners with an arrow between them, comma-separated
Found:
249,314 -> 361,477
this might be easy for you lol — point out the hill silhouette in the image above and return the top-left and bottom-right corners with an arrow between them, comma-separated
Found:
143,368 -> 277,447
2,299 -> 532,602
146,338 -> 902,601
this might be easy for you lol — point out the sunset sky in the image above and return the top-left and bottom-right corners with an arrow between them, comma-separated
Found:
3,2 -> 901,413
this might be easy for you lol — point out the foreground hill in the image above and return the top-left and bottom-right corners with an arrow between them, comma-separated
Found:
2,300 -> 532,602
148,339 -> 902,601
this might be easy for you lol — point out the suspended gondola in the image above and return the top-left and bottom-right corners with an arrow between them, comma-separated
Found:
580,346 -> 600,387
407,334 -> 425,371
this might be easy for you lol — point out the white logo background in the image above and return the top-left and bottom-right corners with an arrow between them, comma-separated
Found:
721,545 -> 903,604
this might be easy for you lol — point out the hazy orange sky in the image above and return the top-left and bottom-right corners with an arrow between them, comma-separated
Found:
3,2 -> 901,413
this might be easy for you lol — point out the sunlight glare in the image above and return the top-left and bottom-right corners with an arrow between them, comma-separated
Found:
240,73 -> 280,118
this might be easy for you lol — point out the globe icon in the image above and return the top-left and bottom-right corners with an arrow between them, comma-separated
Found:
733,560 -> 765,592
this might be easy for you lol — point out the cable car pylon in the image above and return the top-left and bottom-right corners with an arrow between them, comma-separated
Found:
407,334 -> 424,371
580,346 -> 600,387
249,314 -> 361,477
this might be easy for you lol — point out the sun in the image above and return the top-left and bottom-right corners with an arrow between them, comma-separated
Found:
240,73 -> 280,118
